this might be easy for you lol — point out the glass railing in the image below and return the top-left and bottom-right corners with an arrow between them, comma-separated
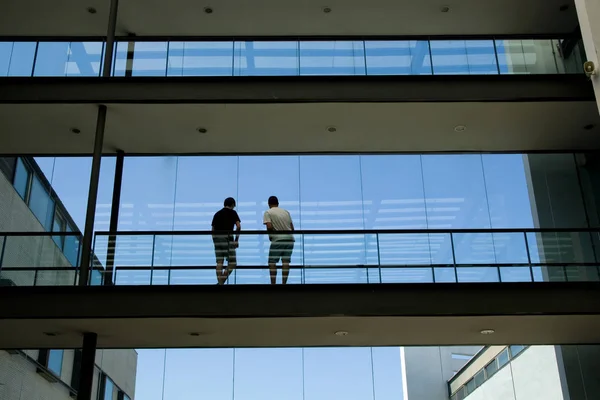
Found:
2,229 -> 597,286
87,228 -> 600,286
0,232 -> 82,286
0,38 -> 583,77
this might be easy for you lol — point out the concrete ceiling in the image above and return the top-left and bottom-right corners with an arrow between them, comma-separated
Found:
0,0 -> 580,37
0,315 -> 599,349
0,102 -> 598,155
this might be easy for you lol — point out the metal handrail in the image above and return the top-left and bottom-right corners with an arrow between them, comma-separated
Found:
94,228 -> 600,236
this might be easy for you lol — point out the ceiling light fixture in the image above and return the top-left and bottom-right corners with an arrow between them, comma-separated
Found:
189,332 -> 201,337
480,329 -> 495,335
584,124 -> 595,130
71,128 -> 81,135
440,6 -> 450,12
334,331 -> 349,336
87,7 -> 97,14
323,6 -> 332,13
43,332 -> 58,337
204,7 -> 214,14
559,4 -> 570,11
197,127 -> 208,134
327,126 -> 337,133
453,125 -> 466,132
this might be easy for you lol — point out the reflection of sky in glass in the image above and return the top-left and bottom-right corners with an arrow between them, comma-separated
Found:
0,39 -> 574,76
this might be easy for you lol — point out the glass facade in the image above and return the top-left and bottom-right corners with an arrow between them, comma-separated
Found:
0,38 -> 583,77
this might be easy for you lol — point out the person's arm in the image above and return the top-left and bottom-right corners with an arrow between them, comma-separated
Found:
263,211 -> 274,231
234,212 -> 241,243
288,211 -> 295,231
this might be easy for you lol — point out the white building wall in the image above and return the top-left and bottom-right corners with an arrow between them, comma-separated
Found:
404,346 -> 480,400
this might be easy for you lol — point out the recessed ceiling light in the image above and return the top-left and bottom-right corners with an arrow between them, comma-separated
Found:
327,126 -> 337,133
584,124 -> 595,130
334,330 -> 349,336
454,125 -> 466,132
197,127 -> 208,134
189,332 -> 201,337
71,128 -> 81,134
323,6 -> 332,13
43,332 -> 58,337
204,7 -> 213,14
559,4 -> 570,11
87,7 -> 97,14
440,6 -> 450,12
480,329 -> 495,335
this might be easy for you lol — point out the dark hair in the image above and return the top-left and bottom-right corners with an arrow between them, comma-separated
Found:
224,197 -> 236,207
268,196 -> 279,206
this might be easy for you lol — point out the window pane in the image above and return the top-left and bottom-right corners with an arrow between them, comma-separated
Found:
233,348 -> 303,400
168,42 -> 235,76
13,158 -> 30,200
466,378 -> 476,394
7,42 -> 36,76
132,42 -> 168,76
234,42 -> 299,76
431,41 -> 469,75
474,369 -> 485,387
66,42 -> 104,76
47,349 -> 63,376
104,376 -> 114,400
29,175 -> 54,230
465,40 -> 498,74
365,41 -> 432,75
299,41 -> 366,75
510,345 -> 526,357
485,360 -> 498,377
33,42 -> 70,76
0,42 -> 12,76
497,348 -> 510,368
304,348 -> 374,400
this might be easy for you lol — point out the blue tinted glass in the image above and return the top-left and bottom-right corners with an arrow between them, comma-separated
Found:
464,40 -> 499,74
0,42 -> 12,76
168,42 -> 234,76
6,42 -> 36,76
13,158 -> 30,200
112,41 -> 129,76
132,42 -> 168,76
66,42 -> 104,76
365,41 -> 432,75
104,376 -> 114,400
234,42 -> 299,76
33,42 -> 70,76
29,176 -> 54,230
431,40 -> 470,75
47,350 -> 63,376
299,41 -> 366,75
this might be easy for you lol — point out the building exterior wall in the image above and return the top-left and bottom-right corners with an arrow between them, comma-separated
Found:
404,346 -> 480,400
0,158 -> 137,399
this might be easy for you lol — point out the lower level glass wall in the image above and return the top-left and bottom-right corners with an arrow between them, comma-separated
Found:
2,345 -> 598,399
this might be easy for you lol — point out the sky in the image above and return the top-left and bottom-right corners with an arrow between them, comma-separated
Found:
0,38 -> 586,399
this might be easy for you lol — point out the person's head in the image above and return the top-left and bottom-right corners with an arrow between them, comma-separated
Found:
268,196 -> 279,208
224,197 -> 236,209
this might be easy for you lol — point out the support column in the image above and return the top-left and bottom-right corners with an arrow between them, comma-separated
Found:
104,150 -> 125,285
76,332 -> 98,400
78,0 -> 119,286
574,0 -> 600,113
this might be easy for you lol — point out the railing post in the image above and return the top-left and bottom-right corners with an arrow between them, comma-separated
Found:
76,332 -> 98,400
376,233 -> 382,284
523,232 -> 534,282
450,233 -> 459,283
78,0 -> 119,286
104,150 -> 125,286
150,234 -> 156,285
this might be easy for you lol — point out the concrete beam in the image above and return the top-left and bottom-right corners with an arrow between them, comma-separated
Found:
0,75 -> 594,104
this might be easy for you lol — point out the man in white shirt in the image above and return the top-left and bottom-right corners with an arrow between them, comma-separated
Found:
263,196 -> 295,284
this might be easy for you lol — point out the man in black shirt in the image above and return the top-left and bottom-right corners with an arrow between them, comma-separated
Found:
211,197 -> 241,285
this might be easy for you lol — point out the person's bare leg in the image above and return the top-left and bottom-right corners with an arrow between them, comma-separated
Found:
224,261 -> 236,284
269,263 -> 277,284
281,262 -> 290,284
216,260 -> 224,285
